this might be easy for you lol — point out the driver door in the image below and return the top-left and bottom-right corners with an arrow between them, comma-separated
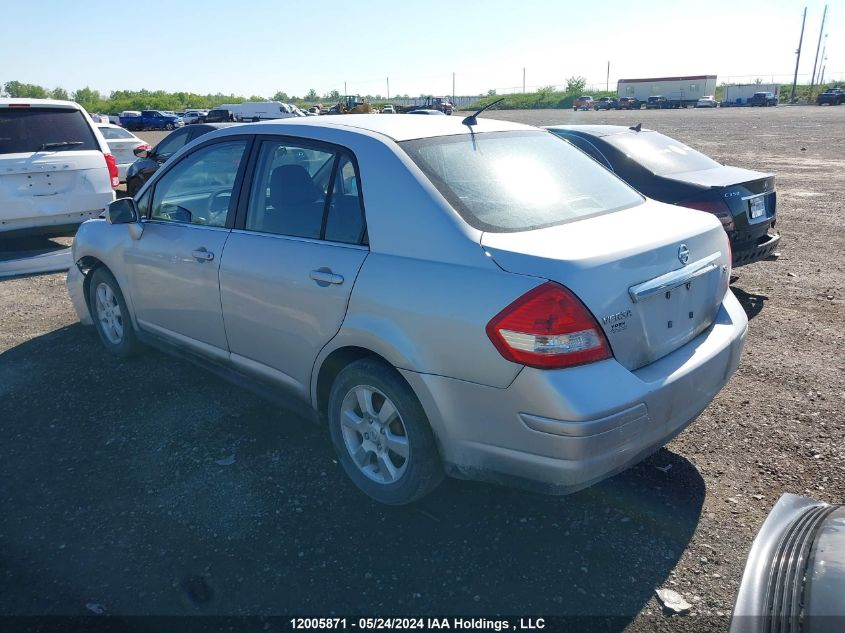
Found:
127,138 -> 249,357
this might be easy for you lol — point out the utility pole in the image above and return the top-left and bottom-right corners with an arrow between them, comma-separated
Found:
344,81 -> 347,96
386,77 -> 390,101
606,61 -> 610,92
809,4 -> 827,92
522,68 -> 526,94
790,7 -> 807,103
452,72 -> 455,104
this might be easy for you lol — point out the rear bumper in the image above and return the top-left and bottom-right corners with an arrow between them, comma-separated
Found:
0,207 -> 111,236
733,231 -> 780,267
402,290 -> 748,494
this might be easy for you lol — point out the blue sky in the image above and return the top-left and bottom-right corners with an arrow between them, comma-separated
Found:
2,0 -> 840,97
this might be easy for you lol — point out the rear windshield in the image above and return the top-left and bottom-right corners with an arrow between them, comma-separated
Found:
603,130 -> 721,176
400,131 -> 643,233
98,126 -> 135,140
0,108 -> 99,154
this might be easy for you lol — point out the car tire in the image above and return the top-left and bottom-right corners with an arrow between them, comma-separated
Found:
88,268 -> 141,357
327,358 -> 444,505
165,123 -> 174,130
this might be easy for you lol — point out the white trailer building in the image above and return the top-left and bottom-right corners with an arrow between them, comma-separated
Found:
617,75 -> 718,108
723,84 -> 780,106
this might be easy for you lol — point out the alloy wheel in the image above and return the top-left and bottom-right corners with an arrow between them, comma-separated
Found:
339,385 -> 409,484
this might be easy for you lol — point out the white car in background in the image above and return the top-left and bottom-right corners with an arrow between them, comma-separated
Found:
183,110 -> 207,125
0,98 -> 117,236
381,105 -> 396,114
696,96 -> 718,108
96,124 -> 146,183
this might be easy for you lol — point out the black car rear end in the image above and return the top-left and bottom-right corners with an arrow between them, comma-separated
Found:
547,126 -> 780,268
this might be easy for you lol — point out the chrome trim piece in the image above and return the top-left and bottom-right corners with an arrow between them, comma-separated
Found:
628,252 -> 721,303
229,228 -> 369,251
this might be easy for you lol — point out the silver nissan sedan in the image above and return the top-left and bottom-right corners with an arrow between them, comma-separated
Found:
66,114 -> 747,505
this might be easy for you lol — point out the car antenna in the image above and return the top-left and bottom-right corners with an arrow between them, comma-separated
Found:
629,122 -> 642,132
462,98 -> 505,126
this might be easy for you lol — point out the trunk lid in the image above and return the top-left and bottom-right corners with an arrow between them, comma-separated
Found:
663,165 -> 772,190
104,139 -> 141,166
481,200 -> 731,370
665,166 -> 776,227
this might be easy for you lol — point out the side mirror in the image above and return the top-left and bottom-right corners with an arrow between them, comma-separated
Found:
106,197 -> 139,225
134,144 -> 152,159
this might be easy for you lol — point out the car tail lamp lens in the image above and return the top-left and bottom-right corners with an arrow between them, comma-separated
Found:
103,153 -> 119,188
486,282 -> 612,369
678,200 -> 735,232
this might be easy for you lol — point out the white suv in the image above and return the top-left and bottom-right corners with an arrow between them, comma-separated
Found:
0,98 -> 117,236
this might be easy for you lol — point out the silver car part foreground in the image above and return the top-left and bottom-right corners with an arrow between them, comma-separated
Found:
731,493 -> 845,633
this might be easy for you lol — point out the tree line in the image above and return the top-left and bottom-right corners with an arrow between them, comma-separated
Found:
1,81 -> 419,113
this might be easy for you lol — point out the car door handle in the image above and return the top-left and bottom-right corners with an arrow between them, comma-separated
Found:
309,269 -> 344,285
191,248 -> 214,262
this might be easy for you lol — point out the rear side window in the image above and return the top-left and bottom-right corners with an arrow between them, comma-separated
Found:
245,140 -> 366,244
0,108 -> 99,154
400,130 -> 642,233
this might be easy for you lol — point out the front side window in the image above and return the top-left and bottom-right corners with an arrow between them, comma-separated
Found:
400,131 -> 642,233
245,140 -> 366,244
150,140 -> 246,227
153,128 -> 191,159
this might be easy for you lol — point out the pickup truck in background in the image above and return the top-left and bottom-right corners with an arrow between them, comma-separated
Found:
816,88 -> 845,106
119,110 -> 183,131
573,96 -> 595,111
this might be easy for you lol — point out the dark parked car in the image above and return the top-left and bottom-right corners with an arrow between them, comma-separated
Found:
731,494 -> 845,632
645,95 -> 669,109
594,97 -> 619,111
816,88 -> 845,105
124,123 -> 236,197
618,96 -> 640,110
546,124 -> 780,267
750,91 -> 778,107
204,108 -> 236,123
406,109 -> 446,115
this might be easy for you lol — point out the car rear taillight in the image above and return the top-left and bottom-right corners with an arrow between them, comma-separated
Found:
678,199 -> 735,232
486,282 -> 612,369
103,153 -> 119,188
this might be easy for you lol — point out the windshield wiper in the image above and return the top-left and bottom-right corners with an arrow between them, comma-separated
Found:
37,141 -> 84,151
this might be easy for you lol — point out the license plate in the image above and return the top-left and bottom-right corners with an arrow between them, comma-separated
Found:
749,196 -> 766,219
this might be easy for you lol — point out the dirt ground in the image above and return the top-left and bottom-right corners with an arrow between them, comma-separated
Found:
0,106 -> 843,632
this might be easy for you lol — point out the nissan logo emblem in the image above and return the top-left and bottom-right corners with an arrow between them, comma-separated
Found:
678,244 -> 690,265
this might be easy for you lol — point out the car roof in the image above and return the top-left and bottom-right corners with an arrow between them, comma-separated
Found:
96,123 -> 124,128
195,123 -> 239,130
234,113 -> 533,142
545,124 -> 651,138
0,98 -> 82,110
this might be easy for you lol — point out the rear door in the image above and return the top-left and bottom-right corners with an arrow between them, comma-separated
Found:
219,137 -> 368,397
0,104 -> 113,231
127,137 -> 250,356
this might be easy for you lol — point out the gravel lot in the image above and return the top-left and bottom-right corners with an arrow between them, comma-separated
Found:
0,106 -> 843,631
